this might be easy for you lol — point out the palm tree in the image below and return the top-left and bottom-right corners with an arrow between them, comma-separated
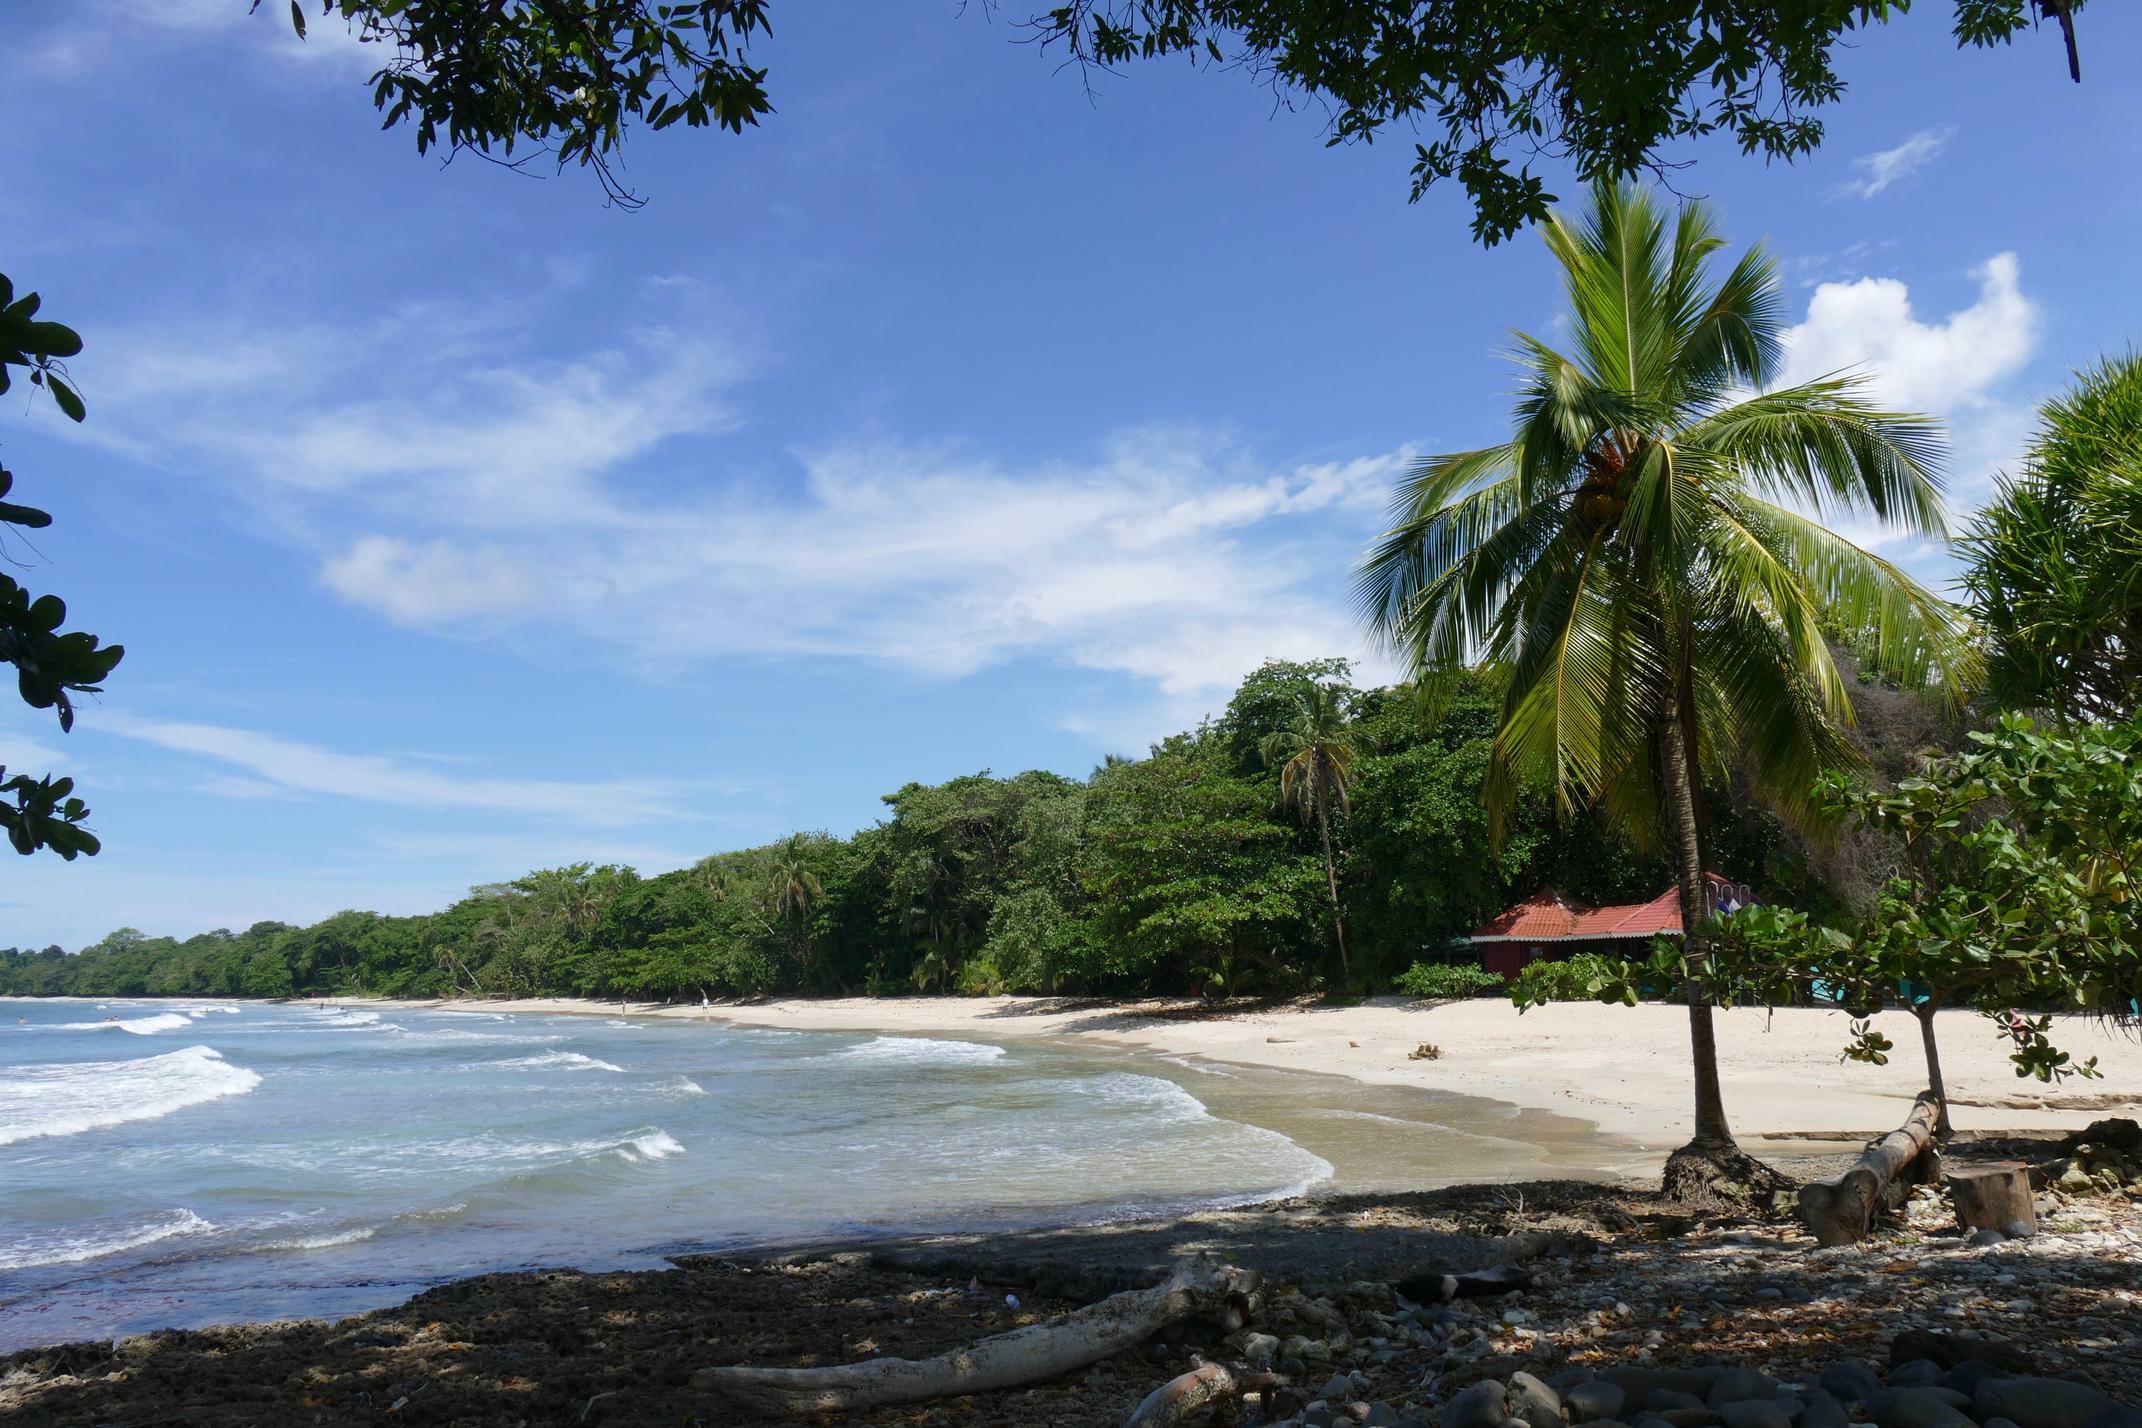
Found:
768,837 -> 824,966
1261,684 -> 1358,987
1358,180 -> 1973,1200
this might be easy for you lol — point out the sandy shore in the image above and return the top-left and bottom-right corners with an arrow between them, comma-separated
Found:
331,994 -> 2140,1153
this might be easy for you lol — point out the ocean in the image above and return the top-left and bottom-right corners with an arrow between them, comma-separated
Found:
0,998 -> 1334,1350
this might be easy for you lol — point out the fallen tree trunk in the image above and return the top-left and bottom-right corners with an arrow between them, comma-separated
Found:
692,1259 -> 1260,1417
1797,1091 -> 1942,1246
1122,1361 -> 1285,1428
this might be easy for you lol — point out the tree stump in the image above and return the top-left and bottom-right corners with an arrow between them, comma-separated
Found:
1947,1161 -> 2036,1235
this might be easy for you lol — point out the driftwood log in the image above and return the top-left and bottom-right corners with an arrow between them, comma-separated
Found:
1122,1361 -> 1286,1428
692,1259 -> 1261,1417
1798,1092 -> 1943,1246
1948,1161 -> 2035,1234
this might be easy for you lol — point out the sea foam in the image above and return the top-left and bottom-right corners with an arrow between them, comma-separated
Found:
0,1208 -> 217,1270
55,1011 -> 195,1035
499,1051 -> 624,1073
0,1045 -> 262,1146
835,1036 -> 1007,1067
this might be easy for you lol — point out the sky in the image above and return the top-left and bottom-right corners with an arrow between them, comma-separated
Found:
3,1 -> 2140,950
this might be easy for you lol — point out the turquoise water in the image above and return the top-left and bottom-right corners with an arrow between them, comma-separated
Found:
0,998 -> 1331,1350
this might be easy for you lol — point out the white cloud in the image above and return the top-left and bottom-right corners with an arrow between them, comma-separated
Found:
93,714 -> 688,825
64,290 -> 1410,709
1838,128 -> 1952,199
1777,253 -> 2038,412
1773,252 -> 2044,544
320,537 -> 540,625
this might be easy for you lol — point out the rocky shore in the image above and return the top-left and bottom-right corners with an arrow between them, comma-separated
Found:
3,1126 -> 2136,1427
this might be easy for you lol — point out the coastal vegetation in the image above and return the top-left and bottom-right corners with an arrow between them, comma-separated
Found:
1356,179 -> 1973,1196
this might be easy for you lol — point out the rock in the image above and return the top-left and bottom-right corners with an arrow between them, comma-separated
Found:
1823,1363 -> 1887,1405
1397,1264 -> 1534,1305
1972,1378 -> 2115,1428
1365,1406 -> 1401,1428
1651,1393 -> 1710,1413
2081,1409 -> 2142,1428
1601,1370 -> 1729,1409
1567,1382 -> 1630,1422
1968,1229 -> 2008,1248
2002,1221 -> 2036,1240
1708,1371 -> 1781,1407
1445,1378 -> 1512,1428
1550,1369 -> 1601,1393
1868,1389 -> 1977,1428
1942,1362 -> 2002,1398
1657,1411 -> 1722,1428
1890,1332 -> 2042,1376
1890,1363 -> 1947,1390
1509,1373 -> 1564,1428
1322,1374 -> 1359,1402
1242,1332 -> 1281,1367
1802,1390 -> 1850,1428
1303,1405 -> 1338,1428
1717,1403 -> 1795,1428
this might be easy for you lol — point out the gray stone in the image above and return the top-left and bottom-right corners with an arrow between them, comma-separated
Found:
1942,1362 -> 2002,1398
1242,1331 -> 1281,1367
1510,1373 -> 1566,1428
1567,1382 -> 1630,1423
1445,1379 -> 1512,1428
2081,1410 -> 2142,1428
1365,1406 -> 1401,1428
1548,1368 -> 1598,1393
1322,1375 -> 1358,1403
1303,1406 -> 1338,1428
1604,1369 -> 1729,1407
1973,1378 -> 2116,1428
1822,1364 -> 1886,1406
1658,1412 -> 1723,1428
1889,1363 -> 1946,1390
1651,1394 -> 1710,1414
1717,1402 -> 1795,1428
1801,1390 -> 1850,1428
2001,1221 -> 2036,1241
1968,1229 -> 2008,1247
1708,1373 -> 1781,1408
1868,1388 -> 1976,1428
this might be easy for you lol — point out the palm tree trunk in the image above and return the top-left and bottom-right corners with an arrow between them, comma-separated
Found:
1314,791 -> 1349,987
1660,703 -> 1734,1152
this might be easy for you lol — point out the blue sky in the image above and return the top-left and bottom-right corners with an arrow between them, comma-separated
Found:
3,1 -> 2139,949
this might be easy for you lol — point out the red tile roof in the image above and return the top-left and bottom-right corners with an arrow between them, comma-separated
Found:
1471,875 -> 1743,942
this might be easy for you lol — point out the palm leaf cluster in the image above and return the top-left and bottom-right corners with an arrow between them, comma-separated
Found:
1358,181 -> 1974,844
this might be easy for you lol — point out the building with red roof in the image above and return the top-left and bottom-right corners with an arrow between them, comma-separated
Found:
1468,874 -> 1752,979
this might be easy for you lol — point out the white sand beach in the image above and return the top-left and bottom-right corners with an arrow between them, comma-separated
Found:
333,994 -> 2141,1152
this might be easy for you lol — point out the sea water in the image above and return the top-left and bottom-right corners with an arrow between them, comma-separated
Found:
0,999 -> 1331,1350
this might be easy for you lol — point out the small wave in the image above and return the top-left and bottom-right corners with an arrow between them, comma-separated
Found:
181,1005 -> 243,1016
619,1130 -> 684,1162
499,1051 -> 624,1073
0,1045 -> 262,1146
258,1226 -> 377,1251
318,1009 -> 381,1027
663,1075 -> 708,1097
1155,1054 -> 1238,1078
0,1208 -> 216,1270
836,1036 -> 1007,1067
54,1012 -> 195,1035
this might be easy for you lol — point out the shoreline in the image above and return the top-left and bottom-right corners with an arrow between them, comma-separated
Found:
320,992 -> 2142,1152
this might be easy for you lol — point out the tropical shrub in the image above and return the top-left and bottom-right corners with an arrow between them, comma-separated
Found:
1510,952 -> 1638,1008
1393,961 -> 1506,1000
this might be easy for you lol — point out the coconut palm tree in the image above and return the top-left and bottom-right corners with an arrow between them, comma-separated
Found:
1357,180 -> 1973,1200
768,837 -> 824,966
1261,684 -> 1358,987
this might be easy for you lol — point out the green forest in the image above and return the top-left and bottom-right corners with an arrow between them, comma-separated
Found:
1,661 -> 1807,1003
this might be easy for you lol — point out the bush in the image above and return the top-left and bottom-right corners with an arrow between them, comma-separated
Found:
1510,951 -> 1635,1006
1394,961 -> 1506,999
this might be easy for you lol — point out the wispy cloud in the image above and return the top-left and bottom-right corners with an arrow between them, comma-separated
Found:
1838,128 -> 1952,200
61,293 -> 1407,708
93,715 -> 691,825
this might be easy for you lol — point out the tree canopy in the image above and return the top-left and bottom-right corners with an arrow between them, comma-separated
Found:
0,274 -> 124,861
272,2 -> 2090,240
